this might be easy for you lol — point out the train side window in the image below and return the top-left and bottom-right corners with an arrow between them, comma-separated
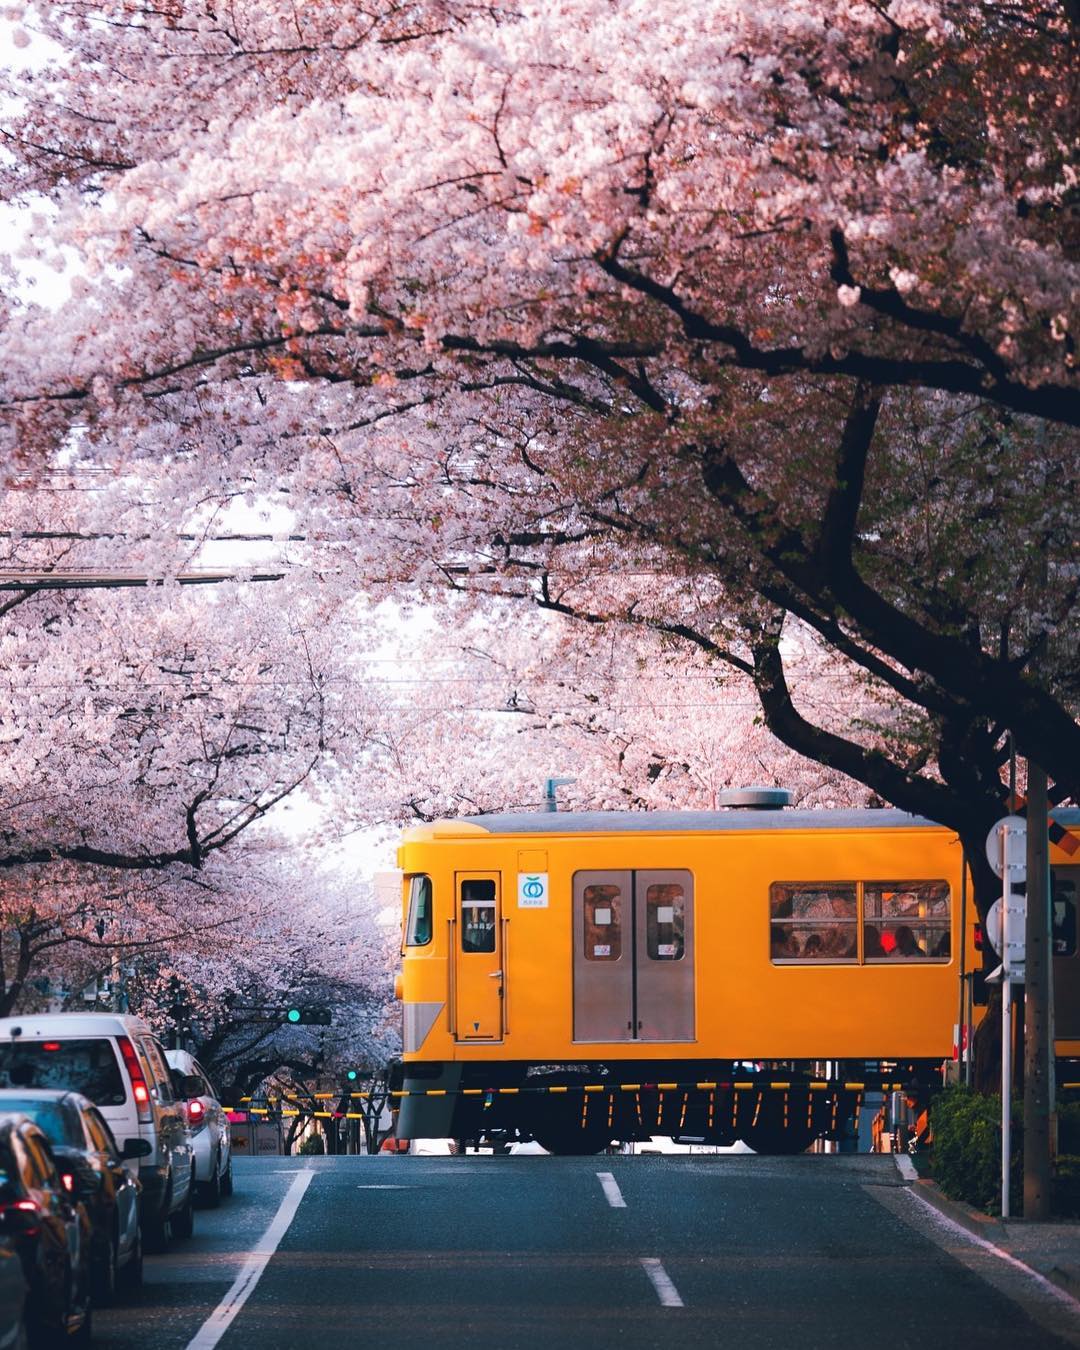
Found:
769,883 -> 857,962
1052,868 -> 1078,957
405,874 -> 433,946
646,883 -> 685,960
863,881 -> 950,960
583,884 -> 622,962
461,880 -> 497,953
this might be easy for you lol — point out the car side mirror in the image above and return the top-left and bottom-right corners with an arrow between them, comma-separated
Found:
120,1138 -> 152,1160
74,1170 -> 102,1199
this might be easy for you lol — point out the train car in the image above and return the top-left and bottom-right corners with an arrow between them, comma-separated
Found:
393,798 -> 1080,1154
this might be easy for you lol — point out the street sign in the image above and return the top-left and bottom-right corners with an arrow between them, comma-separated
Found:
986,816 -> 1027,881
984,897 -> 1027,958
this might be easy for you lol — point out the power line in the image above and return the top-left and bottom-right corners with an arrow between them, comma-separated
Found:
0,569 -> 285,590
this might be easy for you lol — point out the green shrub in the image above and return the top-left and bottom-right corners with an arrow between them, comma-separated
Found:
1058,1102 -> 1080,1155
298,1131 -> 325,1156
930,1086 -> 1021,1214
1053,1153 -> 1080,1217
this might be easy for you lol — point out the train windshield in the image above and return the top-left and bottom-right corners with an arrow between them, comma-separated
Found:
406,874 -> 434,946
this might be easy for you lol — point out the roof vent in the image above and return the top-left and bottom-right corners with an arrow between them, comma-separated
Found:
718,787 -> 792,810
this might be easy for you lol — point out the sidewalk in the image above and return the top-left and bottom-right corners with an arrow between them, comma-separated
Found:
902,1159 -> 1080,1300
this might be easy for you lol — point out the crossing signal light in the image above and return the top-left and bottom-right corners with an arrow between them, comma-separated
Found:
284,1006 -> 332,1025
346,1069 -> 359,1082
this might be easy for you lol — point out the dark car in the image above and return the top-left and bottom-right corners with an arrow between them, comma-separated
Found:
0,1115 -> 91,1346
0,1230 -> 28,1350
0,1090 -> 146,1304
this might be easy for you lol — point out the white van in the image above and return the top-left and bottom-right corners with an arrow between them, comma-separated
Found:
0,1013 -> 194,1250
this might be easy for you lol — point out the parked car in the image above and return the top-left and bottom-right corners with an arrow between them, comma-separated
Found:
0,1227 -> 28,1350
0,1089 -> 146,1303
0,1014 -> 194,1252
0,1115 -> 91,1346
164,1050 -> 233,1206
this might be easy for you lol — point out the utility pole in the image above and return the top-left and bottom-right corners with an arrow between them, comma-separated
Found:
1023,762 -> 1052,1219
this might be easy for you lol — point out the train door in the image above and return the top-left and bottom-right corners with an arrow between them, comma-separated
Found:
573,871 -> 634,1041
635,870 -> 695,1041
573,870 -> 694,1042
453,874 -> 503,1041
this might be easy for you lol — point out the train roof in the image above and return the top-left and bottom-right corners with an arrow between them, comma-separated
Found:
403,807 -> 1080,839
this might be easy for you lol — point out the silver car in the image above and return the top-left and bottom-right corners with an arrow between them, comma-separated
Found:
164,1051 -> 233,1206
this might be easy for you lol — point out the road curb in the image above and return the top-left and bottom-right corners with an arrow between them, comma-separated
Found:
906,1172 -> 1080,1303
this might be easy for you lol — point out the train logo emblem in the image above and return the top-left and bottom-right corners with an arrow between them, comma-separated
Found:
518,873 -> 549,908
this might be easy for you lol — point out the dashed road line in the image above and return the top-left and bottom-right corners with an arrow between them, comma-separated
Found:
640,1257 -> 685,1307
596,1171 -> 627,1208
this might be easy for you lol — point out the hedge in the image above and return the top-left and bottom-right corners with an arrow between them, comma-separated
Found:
931,1086 -> 1080,1216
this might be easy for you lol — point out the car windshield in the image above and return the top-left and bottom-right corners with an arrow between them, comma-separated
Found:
0,1040 -> 126,1107
0,1099 -> 80,1146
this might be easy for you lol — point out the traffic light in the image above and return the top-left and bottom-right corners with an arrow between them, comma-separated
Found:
283,1006 -> 332,1025
345,1069 -> 359,1082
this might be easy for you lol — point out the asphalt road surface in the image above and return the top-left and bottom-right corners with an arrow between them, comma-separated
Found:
94,1153 -> 1080,1350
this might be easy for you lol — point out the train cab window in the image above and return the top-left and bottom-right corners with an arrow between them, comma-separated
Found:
406,874 -> 433,946
1052,868 -> 1078,957
769,883 -> 857,962
583,884 -> 622,962
863,881 -> 950,960
646,883 -> 685,960
461,880 -> 497,953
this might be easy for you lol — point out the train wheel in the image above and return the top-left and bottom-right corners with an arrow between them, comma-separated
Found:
533,1125 -> 610,1156
743,1123 -> 814,1155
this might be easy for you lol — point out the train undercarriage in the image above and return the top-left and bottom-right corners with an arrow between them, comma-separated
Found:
394,1059 -> 945,1156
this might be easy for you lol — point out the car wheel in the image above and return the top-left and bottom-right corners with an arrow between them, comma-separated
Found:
142,1183 -> 171,1254
199,1159 -> 221,1209
170,1180 -> 195,1240
69,1302 -> 92,1349
219,1155 -> 233,1199
93,1229 -> 119,1306
118,1224 -> 143,1293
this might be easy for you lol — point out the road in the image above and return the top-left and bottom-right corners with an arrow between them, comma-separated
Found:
95,1153 -> 1080,1349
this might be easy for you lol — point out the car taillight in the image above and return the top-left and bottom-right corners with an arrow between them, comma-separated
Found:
117,1036 -> 152,1123
41,1042 -> 61,1052
973,923 -> 984,952
0,1199 -> 40,1236
187,1099 -> 205,1126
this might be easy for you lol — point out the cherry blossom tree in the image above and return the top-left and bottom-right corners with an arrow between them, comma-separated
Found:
0,0 -> 1076,937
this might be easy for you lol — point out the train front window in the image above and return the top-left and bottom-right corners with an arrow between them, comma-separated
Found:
461,880 -> 497,953
583,884 -> 622,961
769,883 -> 857,962
863,881 -> 950,960
646,883 -> 685,960
406,874 -> 433,947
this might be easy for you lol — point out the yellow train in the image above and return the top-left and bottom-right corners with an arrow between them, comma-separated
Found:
394,800 -> 1080,1153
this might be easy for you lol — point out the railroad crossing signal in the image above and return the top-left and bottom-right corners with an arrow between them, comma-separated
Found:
284,1006 -> 333,1025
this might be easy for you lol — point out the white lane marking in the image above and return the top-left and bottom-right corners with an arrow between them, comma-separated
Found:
640,1257 -> 685,1308
596,1171 -> 627,1208
893,1153 -> 918,1181
185,1169 -> 314,1350
357,1184 -> 410,1189
905,1184 -> 1080,1310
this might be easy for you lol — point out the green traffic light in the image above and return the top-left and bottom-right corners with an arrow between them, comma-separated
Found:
346,1069 -> 358,1081
286,1008 -> 301,1023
